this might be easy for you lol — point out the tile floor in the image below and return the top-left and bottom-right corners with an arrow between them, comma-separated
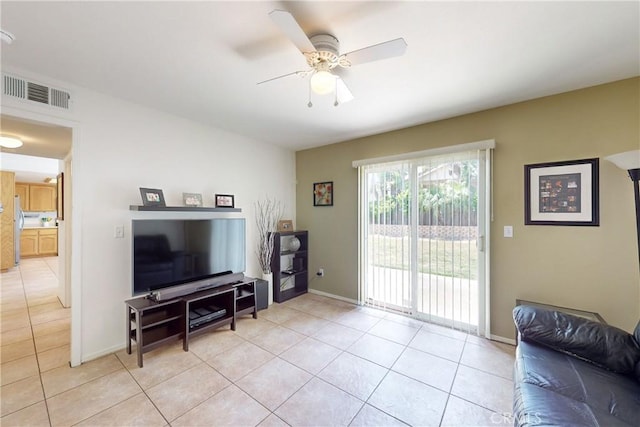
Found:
1,257 -> 515,426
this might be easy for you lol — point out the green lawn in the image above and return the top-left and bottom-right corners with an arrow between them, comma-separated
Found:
368,234 -> 478,279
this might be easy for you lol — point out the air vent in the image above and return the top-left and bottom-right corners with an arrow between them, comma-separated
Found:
2,73 -> 71,110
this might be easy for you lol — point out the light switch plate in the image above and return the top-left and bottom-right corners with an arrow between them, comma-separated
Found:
504,225 -> 513,238
114,225 -> 125,239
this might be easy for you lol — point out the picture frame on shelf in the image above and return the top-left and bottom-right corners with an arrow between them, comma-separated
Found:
140,187 -> 166,207
313,181 -> 333,206
182,192 -> 203,207
277,220 -> 293,232
56,172 -> 64,220
524,158 -> 599,226
215,194 -> 235,208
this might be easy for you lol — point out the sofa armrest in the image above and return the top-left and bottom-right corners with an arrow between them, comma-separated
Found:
513,305 -> 640,374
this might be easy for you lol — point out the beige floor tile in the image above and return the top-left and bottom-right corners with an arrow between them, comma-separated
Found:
347,333 -> 405,368
29,307 -> 70,326
34,328 -> 69,353
318,352 -> 388,401
460,341 -> 515,380
441,395 -> 512,426
186,328 -> 245,360
172,385 -> 270,427
465,334 -> 516,354
76,392 -> 166,426
281,312 -> 329,336
279,337 -> 341,374
335,310 -> 382,332
350,404 -> 409,426
0,326 -> 32,346
422,322 -> 469,341
259,304 -> 301,324
312,322 -> 364,350
275,377 -> 363,426
409,329 -> 465,362
41,354 -> 123,397
47,369 -> 141,426
0,375 -> 44,417
368,371 -> 448,426
26,293 -> 60,307
37,344 -> 70,372
117,342 -> 202,389
249,325 -> 305,355
32,317 -> 70,337
1,338 -> 35,363
206,340 -> 274,382
147,362 -> 230,421
392,347 -> 458,392
450,365 -> 513,414
257,414 -> 289,426
368,318 -> 420,345
233,317 -> 278,339
300,301 -> 353,321
0,400 -> 49,427
27,301 -> 62,316
384,311 -> 428,328
0,310 -> 30,331
1,354 -> 39,386
236,357 -> 311,410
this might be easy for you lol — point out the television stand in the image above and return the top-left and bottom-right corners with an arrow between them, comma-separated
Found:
125,278 -> 257,367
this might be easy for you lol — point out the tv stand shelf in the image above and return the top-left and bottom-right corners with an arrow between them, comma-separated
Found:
126,279 -> 257,367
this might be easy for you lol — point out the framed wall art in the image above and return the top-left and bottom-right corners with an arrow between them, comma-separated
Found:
139,187 -> 166,207
56,172 -> 64,220
182,192 -> 203,207
215,194 -> 235,208
313,181 -> 333,206
524,158 -> 599,226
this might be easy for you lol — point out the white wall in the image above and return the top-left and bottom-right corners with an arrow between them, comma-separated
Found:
2,68 -> 296,362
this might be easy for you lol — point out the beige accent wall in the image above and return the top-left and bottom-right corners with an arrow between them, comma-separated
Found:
296,78 -> 640,339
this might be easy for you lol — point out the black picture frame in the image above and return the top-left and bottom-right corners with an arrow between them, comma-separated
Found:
524,158 -> 599,226
139,187 -> 166,207
313,181 -> 333,206
215,194 -> 235,208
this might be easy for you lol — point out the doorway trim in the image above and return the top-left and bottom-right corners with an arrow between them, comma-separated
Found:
2,104 -> 83,367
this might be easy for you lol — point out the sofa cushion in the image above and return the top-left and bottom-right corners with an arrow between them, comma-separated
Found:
513,305 -> 640,374
515,341 -> 640,426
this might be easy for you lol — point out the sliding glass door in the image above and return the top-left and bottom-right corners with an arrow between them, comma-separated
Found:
358,147 -> 490,335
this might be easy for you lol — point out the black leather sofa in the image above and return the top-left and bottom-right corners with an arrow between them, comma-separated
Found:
513,305 -> 640,426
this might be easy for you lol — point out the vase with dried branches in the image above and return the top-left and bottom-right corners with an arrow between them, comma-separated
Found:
255,197 -> 283,275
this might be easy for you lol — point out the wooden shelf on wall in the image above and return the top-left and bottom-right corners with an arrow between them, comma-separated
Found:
129,205 -> 242,213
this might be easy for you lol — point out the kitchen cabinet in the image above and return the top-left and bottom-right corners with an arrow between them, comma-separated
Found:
1,171 -> 16,270
20,230 -> 39,257
16,182 -> 56,211
20,228 -> 57,257
38,229 -> 58,255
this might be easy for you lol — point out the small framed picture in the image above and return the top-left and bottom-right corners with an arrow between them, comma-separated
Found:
140,187 -> 166,207
56,172 -> 64,220
525,158 -> 599,226
215,194 -> 235,208
313,181 -> 333,206
277,220 -> 294,232
183,192 -> 203,207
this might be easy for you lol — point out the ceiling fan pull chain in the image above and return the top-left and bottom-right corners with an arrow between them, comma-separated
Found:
308,80 -> 313,108
334,78 -> 339,107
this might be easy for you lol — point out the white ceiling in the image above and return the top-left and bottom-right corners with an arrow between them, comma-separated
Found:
1,1 -> 638,151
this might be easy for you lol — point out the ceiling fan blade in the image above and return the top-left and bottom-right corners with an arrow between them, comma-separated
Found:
257,70 -> 310,85
336,77 -> 354,104
269,10 -> 315,53
343,38 -> 407,66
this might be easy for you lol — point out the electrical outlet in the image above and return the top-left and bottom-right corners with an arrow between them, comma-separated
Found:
317,268 -> 324,277
114,225 -> 125,239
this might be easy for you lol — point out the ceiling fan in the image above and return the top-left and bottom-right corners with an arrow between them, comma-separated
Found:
258,10 -> 407,107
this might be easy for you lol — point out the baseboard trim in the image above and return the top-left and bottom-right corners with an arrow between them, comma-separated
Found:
490,334 -> 516,346
80,343 -> 126,365
308,288 -> 358,305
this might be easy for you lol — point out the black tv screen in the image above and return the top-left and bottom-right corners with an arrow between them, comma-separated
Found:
132,218 -> 246,296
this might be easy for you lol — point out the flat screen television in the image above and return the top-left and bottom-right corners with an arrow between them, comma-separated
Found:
132,218 -> 246,296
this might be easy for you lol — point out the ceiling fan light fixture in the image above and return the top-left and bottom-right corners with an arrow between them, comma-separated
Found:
310,70 -> 335,95
0,136 -> 23,148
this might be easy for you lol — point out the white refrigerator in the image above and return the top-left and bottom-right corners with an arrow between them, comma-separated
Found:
14,195 -> 24,266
